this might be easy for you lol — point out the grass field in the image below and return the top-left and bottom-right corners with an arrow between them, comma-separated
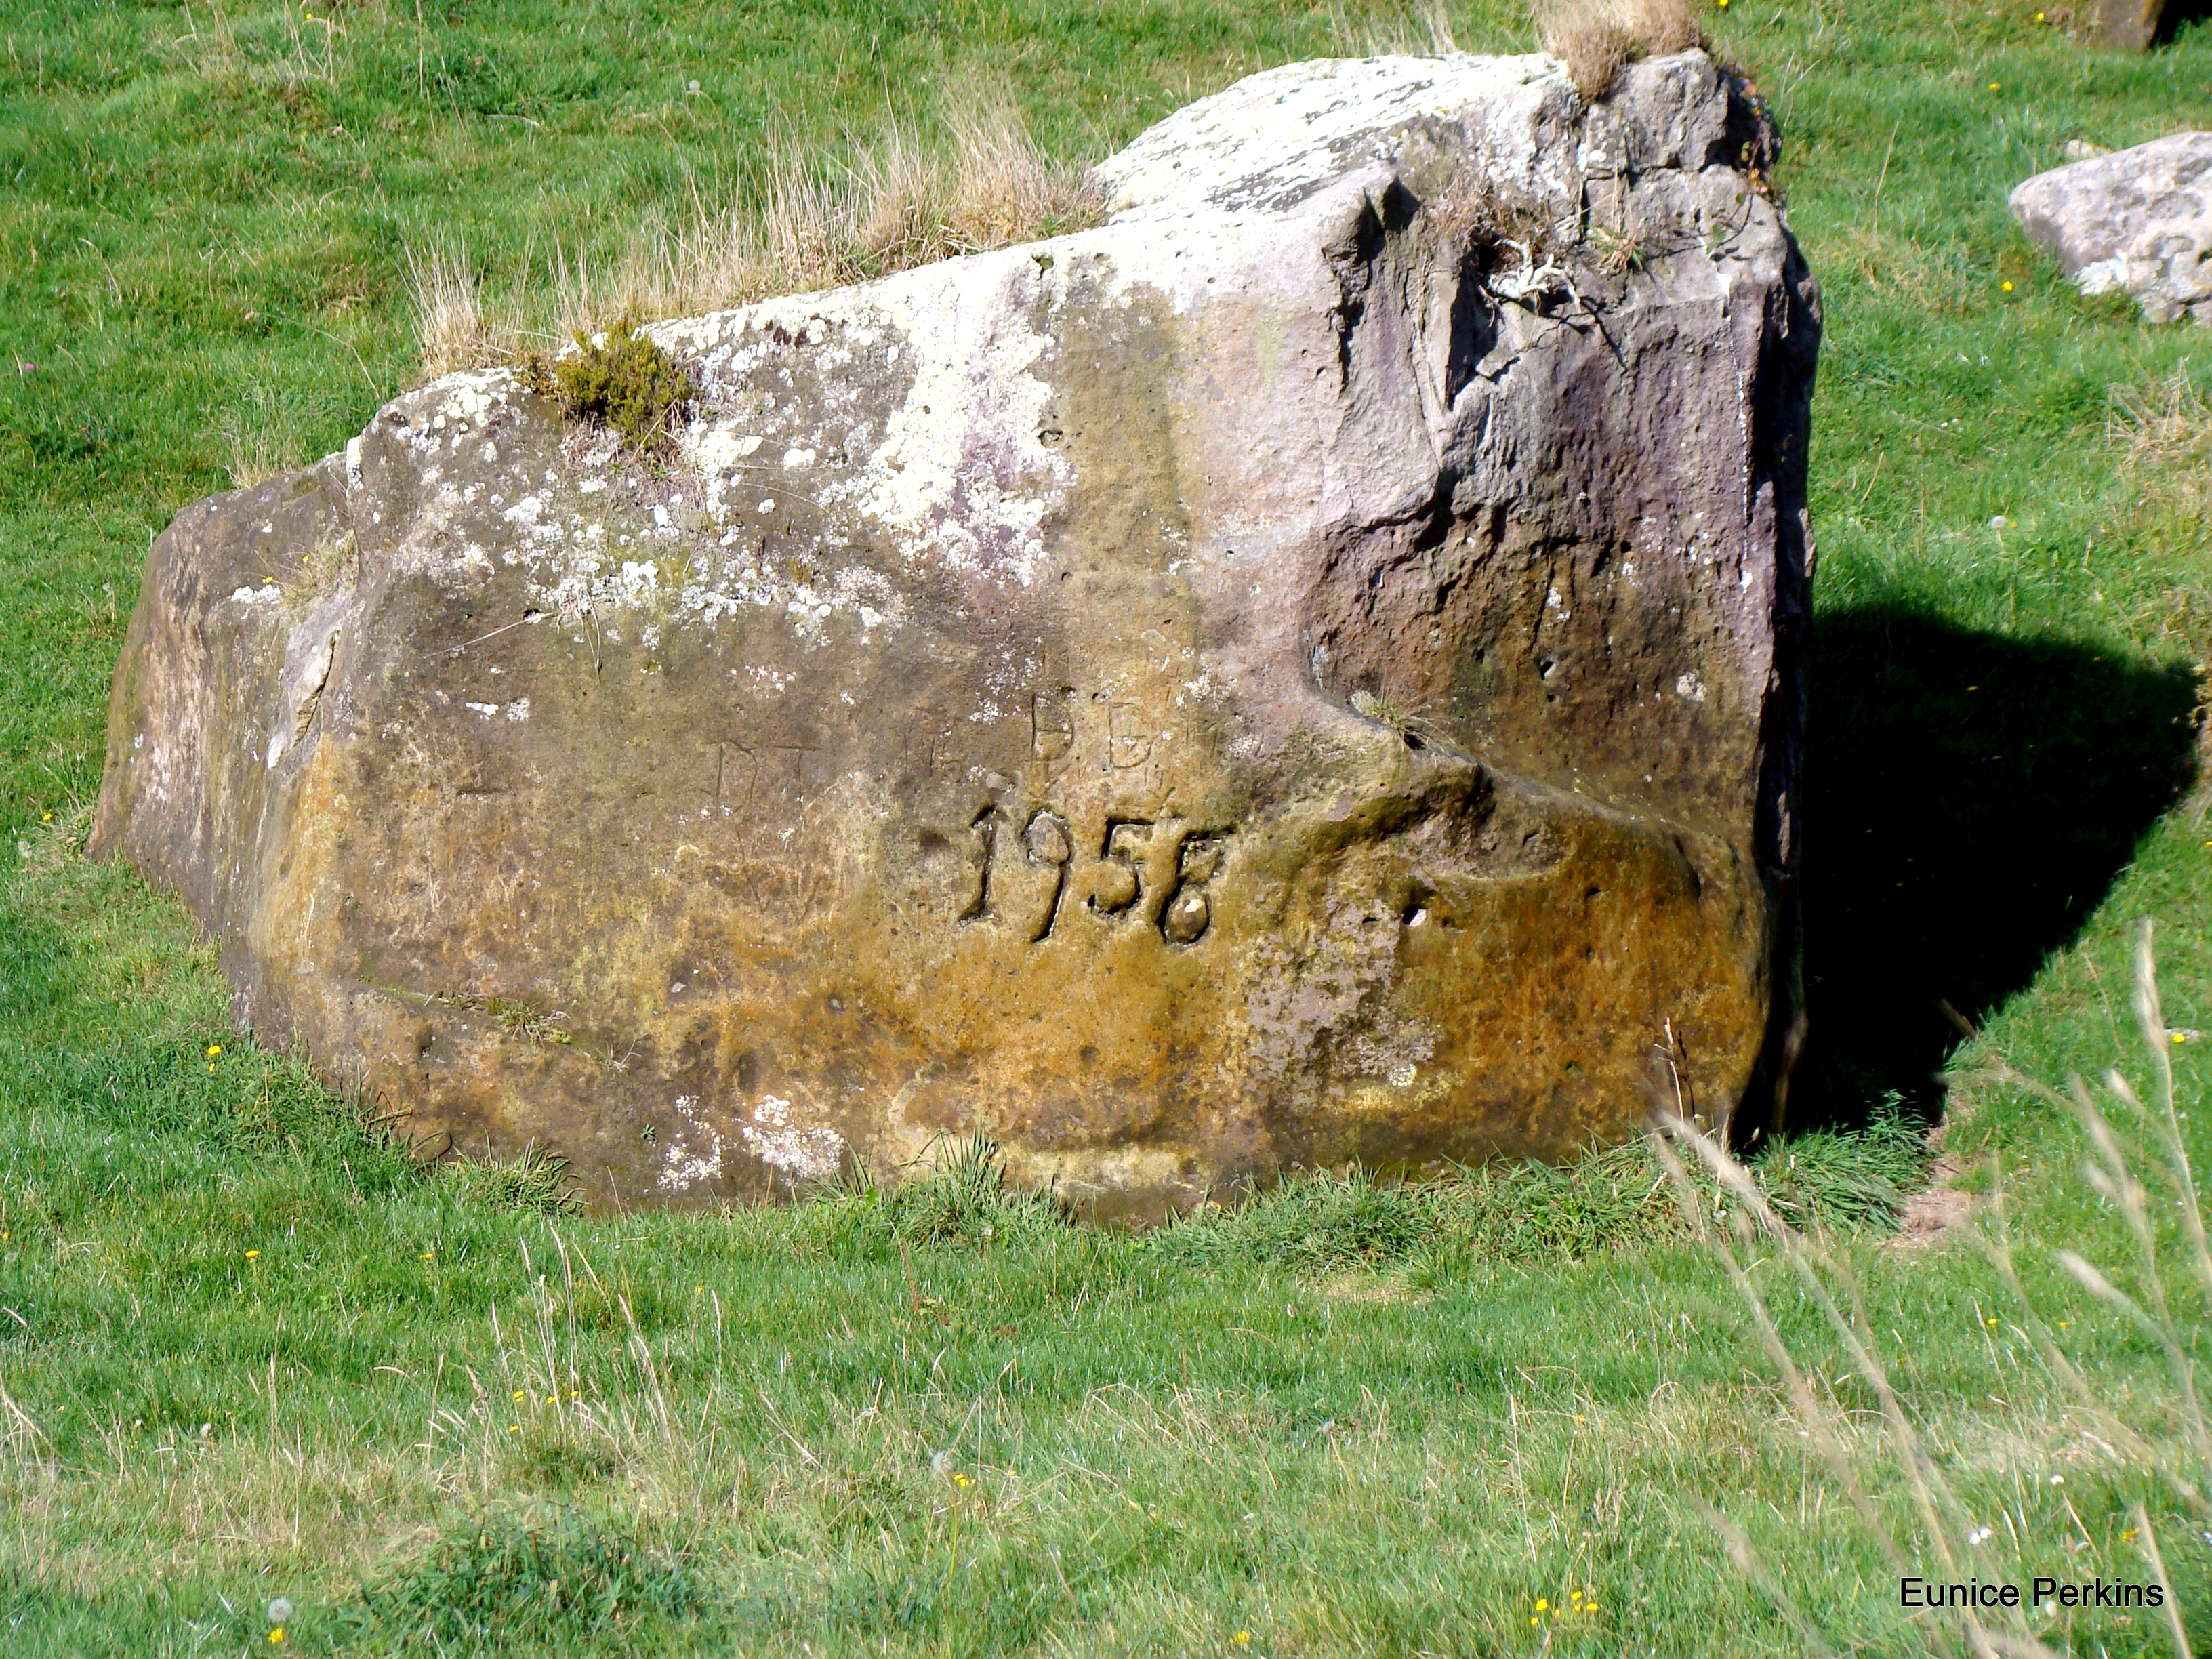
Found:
3,1 -> 2212,1654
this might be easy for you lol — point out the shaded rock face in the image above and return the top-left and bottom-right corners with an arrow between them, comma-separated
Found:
2011,132 -> 2212,325
94,52 -> 1817,1216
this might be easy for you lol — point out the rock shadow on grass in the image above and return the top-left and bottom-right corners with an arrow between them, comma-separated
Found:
1795,605 -> 2199,1127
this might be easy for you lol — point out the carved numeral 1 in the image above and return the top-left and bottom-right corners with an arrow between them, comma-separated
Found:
958,806 -> 998,923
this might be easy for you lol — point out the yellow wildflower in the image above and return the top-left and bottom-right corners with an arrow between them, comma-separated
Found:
268,1630 -> 286,1647
245,1250 -> 260,1260
207,1044 -> 222,1057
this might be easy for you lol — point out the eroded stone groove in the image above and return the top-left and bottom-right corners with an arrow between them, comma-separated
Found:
94,51 -> 1818,1217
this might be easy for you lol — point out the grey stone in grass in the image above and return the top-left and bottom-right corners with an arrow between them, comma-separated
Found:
2011,131 -> 2212,324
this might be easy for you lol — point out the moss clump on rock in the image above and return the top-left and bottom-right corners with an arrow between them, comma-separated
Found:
542,320 -> 695,452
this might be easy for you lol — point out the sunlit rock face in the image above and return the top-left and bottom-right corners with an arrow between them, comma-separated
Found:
94,49 -> 1818,1217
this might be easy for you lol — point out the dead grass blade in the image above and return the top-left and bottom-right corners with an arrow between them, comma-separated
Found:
1531,0 -> 1704,100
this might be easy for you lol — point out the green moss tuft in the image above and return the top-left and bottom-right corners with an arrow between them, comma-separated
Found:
537,321 -> 696,453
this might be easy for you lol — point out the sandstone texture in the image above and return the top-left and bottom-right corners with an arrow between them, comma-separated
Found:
2095,0 -> 2171,52
2011,132 -> 2212,324
94,51 -> 1818,1216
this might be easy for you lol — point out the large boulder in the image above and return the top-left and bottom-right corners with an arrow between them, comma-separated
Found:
94,50 -> 1818,1216
2011,132 -> 2212,324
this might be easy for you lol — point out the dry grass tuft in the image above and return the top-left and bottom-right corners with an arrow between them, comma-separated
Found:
2109,359 -> 2212,469
215,386 -> 307,490
1328,0 -> 1464,56
404,82 -> 1097,382
1533,0 -> 1705,100
407,242 -> 495,377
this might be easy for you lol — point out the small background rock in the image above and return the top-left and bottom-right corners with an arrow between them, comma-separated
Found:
2011,131 -> 2212,324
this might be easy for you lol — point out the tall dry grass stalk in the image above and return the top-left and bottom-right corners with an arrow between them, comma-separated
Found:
1653,916 -> 2205,1659
407,241 -> 494,377
404,83 -> 1097,382
1328,0 -> 1465,57
1532,0 -> 1705,99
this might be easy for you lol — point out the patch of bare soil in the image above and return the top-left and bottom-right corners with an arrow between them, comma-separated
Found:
1888,1150 -> 1971,1248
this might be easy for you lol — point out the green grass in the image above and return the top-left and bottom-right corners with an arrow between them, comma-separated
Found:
3,1 -> 2212,1654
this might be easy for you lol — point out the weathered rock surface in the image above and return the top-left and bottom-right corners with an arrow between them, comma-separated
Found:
2011,132 -> 2212,323
94,50 -> 1817,1216
2095,0 -> 2171,52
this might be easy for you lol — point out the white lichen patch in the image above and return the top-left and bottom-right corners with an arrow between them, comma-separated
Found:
827,268 -> 1071,586
230,583 -> 283,606
657,1094 -> 725,1192
739,1094 -> 846,1183
1094,52 -> 1568,222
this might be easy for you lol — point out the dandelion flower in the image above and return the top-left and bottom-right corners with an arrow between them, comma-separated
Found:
509,1423 -> 520,1433
207,1044 -> 222,1057
1990,82 -> 2001,91
268,1630 -> 285,1647
419,1250 -> 434,1260
2001,281 -> 2013,292
268,1599 -> 293,1625
1232,1634 -> 1252,1649
245,1250 -> 260,1260
2122,1526 -> 2139,1542
513,1390 -> 526,1401
1536,1599 -> 1549,1612
954,1473 -> 974,1488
